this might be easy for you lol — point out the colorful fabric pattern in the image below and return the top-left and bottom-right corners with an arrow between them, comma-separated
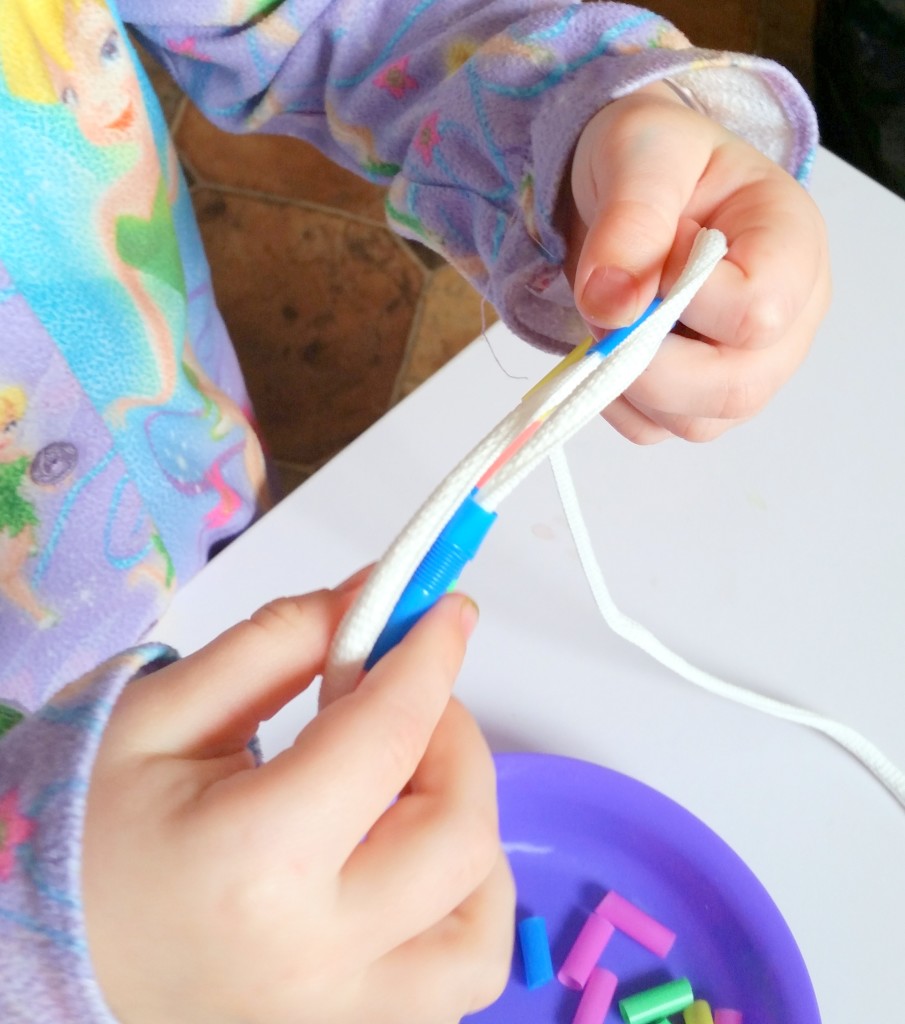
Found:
0,1 -> 818,1020
0,645 -> 176,1023
0,457 -> 39,538
0,3 -> 271,707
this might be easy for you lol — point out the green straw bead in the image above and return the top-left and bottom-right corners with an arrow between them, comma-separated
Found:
619,978 -> 694,1024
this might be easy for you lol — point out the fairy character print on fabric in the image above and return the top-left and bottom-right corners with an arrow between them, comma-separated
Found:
0,277 -> 185,708
0,387 -> 69,629
0,1 -> 267,707
0,0 -> 268,565
0,0 -> 267,521
0,0 -> 182,417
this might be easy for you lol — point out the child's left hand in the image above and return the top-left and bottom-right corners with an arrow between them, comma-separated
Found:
561,82 -> 832,444
82,585 -> 513,1024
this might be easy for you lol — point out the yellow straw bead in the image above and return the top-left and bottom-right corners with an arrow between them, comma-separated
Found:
522,336 -> 594,399
684,1000 -> 715,1024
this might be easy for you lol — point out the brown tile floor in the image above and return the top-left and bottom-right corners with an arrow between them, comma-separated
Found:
135,0 -> 815,497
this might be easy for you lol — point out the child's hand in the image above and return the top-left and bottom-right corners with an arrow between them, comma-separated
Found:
83,587 -> 514,1024
562,82 -> 831,444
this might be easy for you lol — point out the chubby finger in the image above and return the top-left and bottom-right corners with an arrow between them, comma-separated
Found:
601,395 -> 673,445
339,698 -> 499,958
112,587 -> 355,756
606,261 -> 826,441
621,302 -> 816,423
239,594 -> 478,860
365,850 -> 516,1024
673,170 -> 829,350
622,395 -> 747,443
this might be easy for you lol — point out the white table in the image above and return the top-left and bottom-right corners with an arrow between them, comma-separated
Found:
151,149 -> 905,1021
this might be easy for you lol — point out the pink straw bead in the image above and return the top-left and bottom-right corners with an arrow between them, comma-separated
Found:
596,890 -> 676,958
573,967 -> 618,1024
557,912 -> 616,990
713,1011 -> 743,1024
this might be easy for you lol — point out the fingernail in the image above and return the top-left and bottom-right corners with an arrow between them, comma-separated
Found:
580,266 -> 637,325
459,595 -> 480,639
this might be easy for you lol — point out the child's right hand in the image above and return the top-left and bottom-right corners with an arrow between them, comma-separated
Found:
83,586 -> 514,1024
562,81 -> 831,445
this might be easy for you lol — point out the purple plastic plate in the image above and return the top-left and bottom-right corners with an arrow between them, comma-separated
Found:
470,753 -> 820,1024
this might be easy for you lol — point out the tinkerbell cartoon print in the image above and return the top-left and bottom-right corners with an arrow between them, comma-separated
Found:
0,0 -> 268,524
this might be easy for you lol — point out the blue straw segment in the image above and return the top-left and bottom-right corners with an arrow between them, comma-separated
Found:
518,915 -> 555,990
365,492 -> 497,668
587,296 -> 666,356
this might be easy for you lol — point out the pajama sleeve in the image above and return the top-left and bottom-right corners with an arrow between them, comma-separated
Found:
121,0 -> 818,352
0,645 -> 178,1024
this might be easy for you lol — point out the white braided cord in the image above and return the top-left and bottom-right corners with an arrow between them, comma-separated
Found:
549,445 -> 905,808
321,225 -> 905,810
324,229 -> 726,694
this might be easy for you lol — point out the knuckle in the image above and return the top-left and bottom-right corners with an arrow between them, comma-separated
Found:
631,424 -> 670,446
448,806 -> 501,890
676,416 -> 729,444
246,590 -> 337,651
212,867 -> 283,933
247,595 -> 310,633
466,810 -> 502,876
715,371 -> 770,423
603,401 -> 666,445
617,416 -> 670,446
734,290 -> 791,349
608,196 -> 676,260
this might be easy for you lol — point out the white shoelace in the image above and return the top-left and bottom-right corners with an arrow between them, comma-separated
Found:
549,445 -> 905,808
324,227 -> 905,809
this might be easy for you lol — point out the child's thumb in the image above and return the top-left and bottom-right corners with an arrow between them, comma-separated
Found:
569,103 -> 702,331
572,192 -> 682,332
